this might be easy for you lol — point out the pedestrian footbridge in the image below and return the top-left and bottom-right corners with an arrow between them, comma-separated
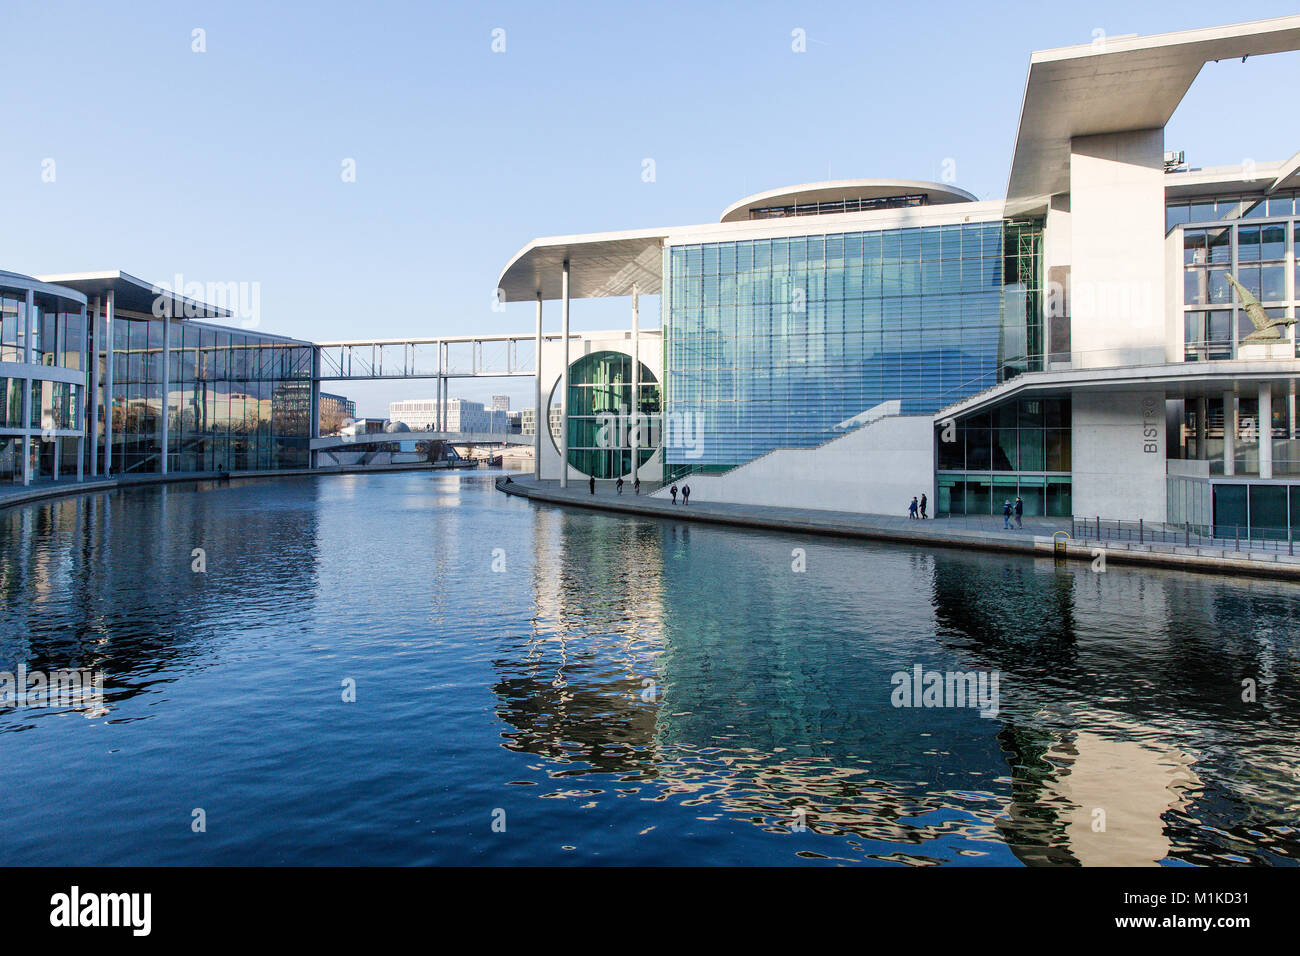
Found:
310,431 -> 532,450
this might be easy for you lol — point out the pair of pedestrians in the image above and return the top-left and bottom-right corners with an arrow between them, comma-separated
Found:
1002,496 -> 1024,529
908,494 -> 928,520
669,483 -> 691,505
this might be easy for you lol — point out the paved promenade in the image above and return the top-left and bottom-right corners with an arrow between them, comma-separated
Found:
496,475 -> 1300,579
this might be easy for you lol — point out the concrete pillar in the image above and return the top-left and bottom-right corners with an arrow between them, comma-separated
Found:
309,346 -> 321,469
104,290 -> 115,477
1223,390 -> 1236,477
89,295 -> 100,478
534,295 -> 542,480
560,260 -> 570,489
631,284 -> 639,481
21,290 -> 33,485
1195,396 -> 1207,460
1259,383 -> 1273,480
160,313 -> 171,474
436,342 -> 444,432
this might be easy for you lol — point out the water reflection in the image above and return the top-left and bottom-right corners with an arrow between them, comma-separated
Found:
494,502 -> 1300,865
0,472 -> 1296,865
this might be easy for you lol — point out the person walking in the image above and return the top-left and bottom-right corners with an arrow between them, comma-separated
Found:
670,483 -> 678,504
589,474 -> 596,495
1014,496 -> 1023,529
633,477 -> 640,495
682,483 -> 691,506
908,497 -> 919,520
919,493 -> 928,520
616,477 -> 624,494
1002,499 -> 1012,529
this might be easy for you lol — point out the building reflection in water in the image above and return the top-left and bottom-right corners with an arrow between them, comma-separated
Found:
0,479 -> 322,723
495,512 -> 1300,865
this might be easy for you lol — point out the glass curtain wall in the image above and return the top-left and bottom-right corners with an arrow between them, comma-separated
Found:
936,396 -> 1072,516
101,314 -> 312,475
665,219 -> 1040,471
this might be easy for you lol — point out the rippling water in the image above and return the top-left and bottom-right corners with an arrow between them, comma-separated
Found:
0,471 -> 1297,865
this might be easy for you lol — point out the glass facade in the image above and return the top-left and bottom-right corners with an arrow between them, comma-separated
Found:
549,350 -> 660,479
97,314 -> 312,475
936,396 -> 1072,516
1170,191 -> 1297,360
665,219 -> 1040,471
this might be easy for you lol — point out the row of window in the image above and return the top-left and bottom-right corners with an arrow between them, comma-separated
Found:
1167,191 -> 1300,231
937,475 -> 1073,517
0,297 -> 86,369
0,378 -> 81,431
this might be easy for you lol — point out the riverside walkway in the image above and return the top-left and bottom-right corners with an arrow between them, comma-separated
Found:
496,475 -> 1300,579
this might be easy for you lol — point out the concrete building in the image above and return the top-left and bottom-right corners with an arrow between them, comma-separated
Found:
497,16 -> 1300,537
389,397 -> 509,433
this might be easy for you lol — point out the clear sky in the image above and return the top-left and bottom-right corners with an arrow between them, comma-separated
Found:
2,0 -> 1297,414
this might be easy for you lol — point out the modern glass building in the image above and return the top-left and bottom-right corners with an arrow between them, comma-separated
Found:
498,16 -> 1300,538
2,270 -> 314,484
0,271 -> 89,483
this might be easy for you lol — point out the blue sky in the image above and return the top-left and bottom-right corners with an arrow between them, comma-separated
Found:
2,0 -> 1297,413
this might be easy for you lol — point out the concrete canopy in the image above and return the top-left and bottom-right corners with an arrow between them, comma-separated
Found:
496,228 -> 668,303
35,270 -> 232,318
1005,15 -> 1300,210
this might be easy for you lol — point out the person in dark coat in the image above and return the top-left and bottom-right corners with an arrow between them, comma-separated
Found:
616,477 -> 624,494
682,483 -> 691,505
589,474 -> 595,495
919,493 -> 928,519
670,483 -> 678,504
634,477 -> 640,495
1014,496 -> 1023,529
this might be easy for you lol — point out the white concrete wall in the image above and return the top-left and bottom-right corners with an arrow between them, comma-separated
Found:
1071,390 -> 1167,522
651,414 -> 935,517
1069,129 -> 1167,368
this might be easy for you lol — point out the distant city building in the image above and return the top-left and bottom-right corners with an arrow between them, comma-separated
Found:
318,392 -> 356,435
491,395 -> 510,411
389,398 -> 509,433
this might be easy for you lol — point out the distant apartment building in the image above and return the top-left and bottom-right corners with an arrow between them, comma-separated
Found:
389,398 -> 508,433
318,392 -> 356,435
490,395 -> 510,411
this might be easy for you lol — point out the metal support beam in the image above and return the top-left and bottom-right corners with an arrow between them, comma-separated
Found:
1259,383 -> 1273,480
21,289 -> 33,486
534,294 -> 542,480
89,295 -> 100,478
104,289 -> 115,477
1223,390 -> 1236,477
160,313 -> 170,474
631,284 -> 639,482
560,259 -> 570,489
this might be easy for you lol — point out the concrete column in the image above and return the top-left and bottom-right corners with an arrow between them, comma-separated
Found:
89,295 -> 100,478
631,284 -> 639,481
309,346 -> 321,469
1223,390 -> 1236,477
80,302 -> 88,481
21,290 -> 33,485
436,342 -> 444,432
160,314 -> 171,474
560,260 -> 570,489
104,290 -> 115,477
1259,383 -> 1273,480
534,295 -> 542,479
1195,396 -> 1207,460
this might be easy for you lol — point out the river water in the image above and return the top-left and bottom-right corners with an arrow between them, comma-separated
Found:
0,471 -> 1296,865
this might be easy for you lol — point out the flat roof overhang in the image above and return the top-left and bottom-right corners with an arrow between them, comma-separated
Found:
935,360 -> 1300,422
34,270 -> 233,319
496,228 -> 668,303
719,179 -> 977,224
1005,15 -> 1300,214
